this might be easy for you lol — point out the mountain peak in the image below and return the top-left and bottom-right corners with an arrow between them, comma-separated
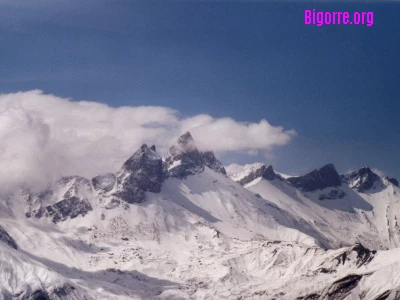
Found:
319,163 -> 337,172
342,167 -> 381,193
263,165 -> 276,181
231,163 -> 279,185
175,131 -> 198,153
163,132 -> 226,178
122,143 -> 161,172
287,163 -> 341,192
178,131 -> 194,145
115,143 -> 163,204
163,132 -> 203,178
385,176 -> 399,187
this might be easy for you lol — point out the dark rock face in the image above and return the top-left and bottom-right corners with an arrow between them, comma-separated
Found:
114,144 -> 162,204
298,272 -> 363,300
201,151 -> 226,175
385,177 -> 399,187
287,164 -> 342,192
234,164 -> 279,186
48,177 -> 93,223
322,274 -> 362,300
342,167 -> 381,193
373,290 -> 398,300
351,243 -> 376,267
163,132 -> 226,178
45,196 -> 92,223
319,189 -> 346,201
334,243 -> 376,268
262,165 -> 277,181
0,225 -> 17,249
26,290 -> 50,300
164,132 -> 204,178
121,144 -> 163,192
26,176 -> 93,223
50,284 -> 76,298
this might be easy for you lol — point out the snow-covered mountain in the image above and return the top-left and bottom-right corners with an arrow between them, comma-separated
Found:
2,132 -> 400,299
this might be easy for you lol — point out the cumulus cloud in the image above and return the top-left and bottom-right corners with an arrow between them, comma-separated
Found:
181,115 -> 296,153
0,90 -> 296,192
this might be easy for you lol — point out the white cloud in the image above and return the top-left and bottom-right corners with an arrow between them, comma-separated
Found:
181,115 -> 296,153
371,168 -> 387,178
224,162 -> 266,176
225,163 -> 248,176
0,90 -> 296,193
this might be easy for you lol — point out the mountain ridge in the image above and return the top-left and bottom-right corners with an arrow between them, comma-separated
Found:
1,132 -> 400,299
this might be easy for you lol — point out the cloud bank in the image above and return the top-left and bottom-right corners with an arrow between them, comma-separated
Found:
0,90 -> 296,192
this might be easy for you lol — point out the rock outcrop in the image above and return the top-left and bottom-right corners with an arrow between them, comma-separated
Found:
0,225 -> 17,249
342,167 -> 381,193
201,151 -> 227,175
45,196 -> 92,223
287,164 -> 342,192
25,176 -> 94,223
114,144 -> 163,204
385,176 -> 399,187
163,132 -> 226,178
231,164 -> 280,186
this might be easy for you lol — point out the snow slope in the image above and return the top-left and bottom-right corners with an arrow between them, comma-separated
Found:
2,133 -> 400,299
243,166 -> 400,250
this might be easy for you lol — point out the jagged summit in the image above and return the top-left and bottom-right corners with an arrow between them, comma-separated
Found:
287,163 -> 341,192
341,167 -> 398,192
201,150 -> 227,175
163,132 -> 226,178
122,143 -> 161,173
163,132 -> 205,178
385,176 -> 399,187
177,131 -> 196,149
114,143 -> 163,203
342,167 -> 381,193
230,163 -> 279,185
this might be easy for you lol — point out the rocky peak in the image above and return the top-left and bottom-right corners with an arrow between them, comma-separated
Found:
163,132 -> 225,178
122,144 -> 162,174
342,167 -> 381,193
287,164 -> 341,192
115,144 -> 163,203
24,176 -> 93,223
201,151 -> 227,175
263,165 -> 277,181
177,131 -> 196,149
385,176 -> 399,187
231,163 -> 279,186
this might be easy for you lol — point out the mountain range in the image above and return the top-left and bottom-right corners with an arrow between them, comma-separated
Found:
1,132 -> 400,299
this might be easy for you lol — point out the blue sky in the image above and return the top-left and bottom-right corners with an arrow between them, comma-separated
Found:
1,0 -> 400,178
